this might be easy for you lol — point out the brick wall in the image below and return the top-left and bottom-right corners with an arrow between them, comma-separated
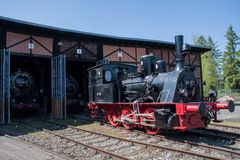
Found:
6,32 -> 52,56
103,45 -> 145,63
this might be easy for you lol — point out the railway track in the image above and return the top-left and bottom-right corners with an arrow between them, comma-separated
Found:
72,115 -> 240,151
72,115 -> 240,146
47,119 -> 240,160
1,116 -> 240,160
0,120 -> 127,160
90,115 -> 240,139
43,129 -> 129,160
100,122 -> 240,155
209,123 -> 240,134
106,121 -> 240,152
190,126 -> 240,144
44,123 -> 214,159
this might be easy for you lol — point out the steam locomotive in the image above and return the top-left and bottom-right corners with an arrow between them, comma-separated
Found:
88,35 -> 235,135
10,69 -> 40,116
66,75 -> 85,112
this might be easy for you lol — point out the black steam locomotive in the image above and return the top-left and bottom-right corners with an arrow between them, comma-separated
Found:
88,35 -> 234,134
10,69 -> 40,116
89,35 -> 198,104
66,75 -> 85,112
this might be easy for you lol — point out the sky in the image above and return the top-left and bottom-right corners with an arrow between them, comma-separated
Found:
0,0 -> 239,52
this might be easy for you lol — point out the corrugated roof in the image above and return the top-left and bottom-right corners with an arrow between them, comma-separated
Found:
0,16 -> 210,52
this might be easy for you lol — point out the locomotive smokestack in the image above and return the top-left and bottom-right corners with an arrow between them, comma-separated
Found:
175,35 -> 184,71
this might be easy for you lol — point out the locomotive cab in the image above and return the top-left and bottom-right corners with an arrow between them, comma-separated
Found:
88,63 -> 137,103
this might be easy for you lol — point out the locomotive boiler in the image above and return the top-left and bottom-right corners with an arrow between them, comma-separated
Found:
88,35 -> 235,134
10,69 -> 40,116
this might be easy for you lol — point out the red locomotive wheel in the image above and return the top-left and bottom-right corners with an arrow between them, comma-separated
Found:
121,106 -> 135,130
143,108 -> 160,135
107,108 -> 121,127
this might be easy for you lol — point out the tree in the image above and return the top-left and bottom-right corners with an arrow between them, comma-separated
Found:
194,35 -> 207,46
207,36 -> 222,78
222,25 -> 240,90
194,35 -> 218,96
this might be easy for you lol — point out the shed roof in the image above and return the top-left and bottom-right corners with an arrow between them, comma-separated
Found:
0,16 -> 210,53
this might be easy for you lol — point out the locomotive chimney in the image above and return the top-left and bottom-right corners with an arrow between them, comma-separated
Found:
175,35 -> 184,71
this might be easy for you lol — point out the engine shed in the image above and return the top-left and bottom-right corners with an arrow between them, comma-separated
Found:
0,16 -> 210,124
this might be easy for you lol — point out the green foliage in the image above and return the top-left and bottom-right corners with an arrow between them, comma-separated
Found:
194,35 -> 218,96
222,25 -> 240,89
207,36 -> 222,78
225,74 -> 240,89
220,89 -> 240,101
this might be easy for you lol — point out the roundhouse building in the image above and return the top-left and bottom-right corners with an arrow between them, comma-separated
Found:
0,16 -> 209,123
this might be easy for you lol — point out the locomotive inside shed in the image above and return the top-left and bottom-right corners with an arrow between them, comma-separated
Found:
10,54 -> 95,117
10,55 -> 51,117
66,59 -> 95,114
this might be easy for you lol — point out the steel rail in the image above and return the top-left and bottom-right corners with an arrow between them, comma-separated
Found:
43,129 -> 129,160
48,121 -> 224,160
69,116 -> 240,158
88,120 -> 240,158
210,123 -> 240,130
192,128 -> 240,143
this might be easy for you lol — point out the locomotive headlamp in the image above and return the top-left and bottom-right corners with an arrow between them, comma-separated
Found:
105,70 -> 112,82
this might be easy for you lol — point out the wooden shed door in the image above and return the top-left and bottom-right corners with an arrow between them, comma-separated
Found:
51,54 -> 66,119
0,49 -> 10,124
